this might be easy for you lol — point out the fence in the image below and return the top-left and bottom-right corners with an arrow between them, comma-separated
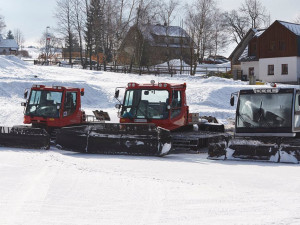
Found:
33,59 -> 230,76
82,64 -> 230,76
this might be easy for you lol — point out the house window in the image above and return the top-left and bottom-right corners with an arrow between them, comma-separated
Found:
282,64 -> 288,75
269,41 -> 276,51
249,67 -> 254,76
279,41 -> 286,51
268,65 -> 274,75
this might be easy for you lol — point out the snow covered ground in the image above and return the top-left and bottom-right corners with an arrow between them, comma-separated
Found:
0,55 -> 300,225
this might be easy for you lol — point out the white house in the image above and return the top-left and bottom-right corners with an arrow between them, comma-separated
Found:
231,20 -> 300,84
0,35 -> 19,55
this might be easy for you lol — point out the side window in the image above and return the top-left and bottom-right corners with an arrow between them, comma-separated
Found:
171,90 -> 182,119
295,93 -> 300,128
63,92 -> 77,117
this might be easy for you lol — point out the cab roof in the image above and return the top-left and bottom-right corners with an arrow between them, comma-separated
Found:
126,82 -> 186,90
31,84 -> 80,91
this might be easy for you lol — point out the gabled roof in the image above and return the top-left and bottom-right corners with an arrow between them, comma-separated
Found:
229,29 -> 262,60
278,20 -> 300,36
0,36 -> 18,49
138,24 -> 191,47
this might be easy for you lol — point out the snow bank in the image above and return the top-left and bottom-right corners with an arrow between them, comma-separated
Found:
0,56 -> 299,225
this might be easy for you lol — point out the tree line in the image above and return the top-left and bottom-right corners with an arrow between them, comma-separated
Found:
52,0 -> 275,69
0,0 -> 299,68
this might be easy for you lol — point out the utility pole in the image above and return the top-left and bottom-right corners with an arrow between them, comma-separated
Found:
45,26 -> 50,64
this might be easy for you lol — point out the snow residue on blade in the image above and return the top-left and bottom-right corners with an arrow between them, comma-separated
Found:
279,151 -> 298,164
160,142 -> 172,155
225,147 -> 235,159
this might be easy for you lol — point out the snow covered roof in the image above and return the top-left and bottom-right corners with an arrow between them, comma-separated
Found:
139,24 -> 191,47
253,29 -> 265,37
0,38 -> 19,49
147,24 -> 189,37
278,21 -> 300,36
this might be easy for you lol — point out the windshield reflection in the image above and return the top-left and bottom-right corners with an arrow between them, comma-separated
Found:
237,93 -> 293,128
25,90 -> 62,118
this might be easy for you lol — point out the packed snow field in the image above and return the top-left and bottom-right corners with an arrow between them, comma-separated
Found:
0,55 -> 300,225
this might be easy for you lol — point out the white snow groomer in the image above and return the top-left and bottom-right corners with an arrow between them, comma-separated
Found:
209,87 -> 300,163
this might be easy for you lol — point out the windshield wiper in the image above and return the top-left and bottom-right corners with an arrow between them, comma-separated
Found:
258,100 -> 263,122
237,111 -> 253,128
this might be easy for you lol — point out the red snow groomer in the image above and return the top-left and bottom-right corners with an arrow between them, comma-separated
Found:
58,81 -> 226,154
0,84 -> 110,151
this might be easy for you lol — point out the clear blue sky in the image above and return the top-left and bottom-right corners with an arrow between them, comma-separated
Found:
0,0 -> 299,55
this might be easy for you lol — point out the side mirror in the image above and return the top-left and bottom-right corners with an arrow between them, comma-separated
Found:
230,96 -> 235,106
24,90 -> 28,99
115,104 -> 121,109
21,102 -> 26,107
115,90 -> 120,99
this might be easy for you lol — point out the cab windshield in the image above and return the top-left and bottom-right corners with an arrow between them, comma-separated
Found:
121,89 -> 169,119
25,90 -> 63,118
237,93 -> 293,129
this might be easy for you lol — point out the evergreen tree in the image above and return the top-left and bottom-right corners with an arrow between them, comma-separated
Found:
6,30 -> 14,39
89,0 -> 105,68
84,0 -> 94,70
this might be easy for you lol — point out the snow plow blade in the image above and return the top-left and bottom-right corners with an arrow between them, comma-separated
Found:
0,126 -> 50,149
56,123 -> 172,156
208,138 -> 300,163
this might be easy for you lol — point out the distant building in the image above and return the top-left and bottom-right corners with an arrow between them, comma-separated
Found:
230,20 -> 300,83
0,35 -> 19,55
117,24 -> 194,66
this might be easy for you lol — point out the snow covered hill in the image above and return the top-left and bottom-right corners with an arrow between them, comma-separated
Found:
0,55 -> 299,225
0,55 -> 246,127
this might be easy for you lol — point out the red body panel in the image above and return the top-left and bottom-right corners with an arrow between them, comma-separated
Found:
23,85 -> 84,128
119,82 -> 189,131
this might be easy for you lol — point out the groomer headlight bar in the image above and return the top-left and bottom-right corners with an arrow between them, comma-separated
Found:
253,88 -> 279,93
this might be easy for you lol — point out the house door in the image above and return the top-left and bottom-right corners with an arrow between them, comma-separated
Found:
249,67 -> 254,76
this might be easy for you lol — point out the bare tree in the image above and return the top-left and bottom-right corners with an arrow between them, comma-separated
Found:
13,29 -> 25,49
54,0 -> 75,64
113,0 -> 137,66
159,0 -> 179,72
72,0 -> 86,66
127,0 -> 160,69
210,9 -> 229,61
0,14 -> 5,34
185,0 -> 215,75
224,10 -> 250,44
135,0 -> 160,25
240,0 -> 268,29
